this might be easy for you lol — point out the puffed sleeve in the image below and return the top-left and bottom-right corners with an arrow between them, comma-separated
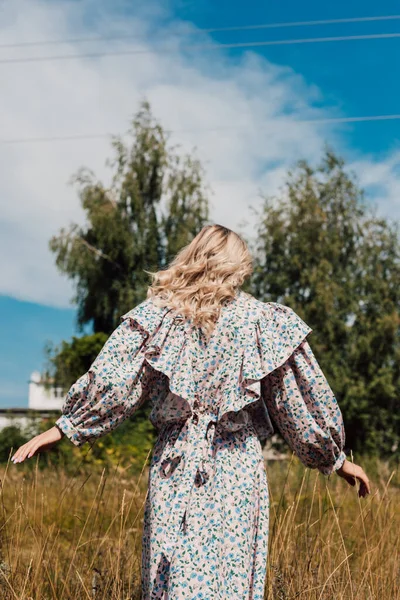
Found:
261,339 -> 347,476
54,309 -> 161,447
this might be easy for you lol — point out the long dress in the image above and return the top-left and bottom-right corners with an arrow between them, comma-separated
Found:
55,289 -> 347,599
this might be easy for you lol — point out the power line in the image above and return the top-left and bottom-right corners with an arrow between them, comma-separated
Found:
0,32 -> 400,65
2,114 -> 400,145
1,14 -> 400,49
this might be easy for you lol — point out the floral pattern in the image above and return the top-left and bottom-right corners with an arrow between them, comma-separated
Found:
55,289 -> 346,599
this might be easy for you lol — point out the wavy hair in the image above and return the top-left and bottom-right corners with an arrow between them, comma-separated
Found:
146,224 -> 253,339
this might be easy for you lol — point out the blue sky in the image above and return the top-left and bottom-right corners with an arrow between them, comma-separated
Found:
172,0 -> 400,155
1,0 -> 399,407
0,297 -> 77,406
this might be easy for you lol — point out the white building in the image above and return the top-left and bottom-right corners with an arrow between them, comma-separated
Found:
0,371 -> 64,432
28,371 -> 65,411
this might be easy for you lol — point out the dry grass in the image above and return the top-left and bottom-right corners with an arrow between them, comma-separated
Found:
265,455 -> 399,599
1,453 -> 399,599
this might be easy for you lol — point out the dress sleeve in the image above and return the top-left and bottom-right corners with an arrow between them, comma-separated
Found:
261,338 -> 347,475
54,314 -> 159,447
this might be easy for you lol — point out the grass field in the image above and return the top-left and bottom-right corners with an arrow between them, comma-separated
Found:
1,453 -> 399,599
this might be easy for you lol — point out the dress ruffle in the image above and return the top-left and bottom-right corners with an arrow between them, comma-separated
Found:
55,300 -> 165,446
122,294 -> 313,440
121,299 -> 198,427
56,291 -> 346,487
216,299 -> 313,439
56,293 -> 345,476
242,302 -> 313,392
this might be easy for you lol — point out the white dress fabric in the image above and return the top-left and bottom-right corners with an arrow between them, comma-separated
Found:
55,289 -> 347,599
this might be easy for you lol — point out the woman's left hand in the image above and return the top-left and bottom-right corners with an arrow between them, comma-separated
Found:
11,426 -> 64,464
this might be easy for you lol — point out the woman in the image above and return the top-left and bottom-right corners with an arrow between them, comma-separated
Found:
11,224 -> 370,599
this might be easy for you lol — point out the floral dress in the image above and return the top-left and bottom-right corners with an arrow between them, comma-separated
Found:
55,289 -> 347,599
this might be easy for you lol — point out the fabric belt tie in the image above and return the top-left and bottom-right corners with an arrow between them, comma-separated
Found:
158,408 -> 218,562
160,409 -> 218,480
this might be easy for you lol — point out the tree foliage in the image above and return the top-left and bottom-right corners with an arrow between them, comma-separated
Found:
251,150 -> 400,457
44,333 -> 108,390
45,101 -> 210,465
49,100 -> 209,335
46,103 -> 399,462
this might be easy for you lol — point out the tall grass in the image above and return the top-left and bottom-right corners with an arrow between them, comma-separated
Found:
1,453 -> 399,599
265,454 -> 399,599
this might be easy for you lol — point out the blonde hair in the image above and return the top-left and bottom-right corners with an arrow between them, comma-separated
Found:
146,224 -> 253,339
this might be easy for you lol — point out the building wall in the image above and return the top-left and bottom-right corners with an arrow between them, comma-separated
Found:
0,371 -> 64,432
0,410 -> 61,433
0,413 -> 30,430
28,371 -> 64,411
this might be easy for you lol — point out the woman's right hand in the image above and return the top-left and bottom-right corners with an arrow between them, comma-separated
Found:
336,459 -> 371,497
11,426 -> 64,464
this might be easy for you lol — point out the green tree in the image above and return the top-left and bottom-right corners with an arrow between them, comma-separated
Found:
50,100 -> 209,335
44,333 -> 108,390
44,102 -> 209,466
251,149 -> 400,457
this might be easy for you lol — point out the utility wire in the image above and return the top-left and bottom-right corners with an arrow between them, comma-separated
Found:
1,14 -> 400,49
0,32 -> 400,65
2,114 -> 400,145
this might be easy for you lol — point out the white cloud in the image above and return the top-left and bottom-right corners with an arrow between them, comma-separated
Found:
0,0 -> 399,308
350,151 -> 400,218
